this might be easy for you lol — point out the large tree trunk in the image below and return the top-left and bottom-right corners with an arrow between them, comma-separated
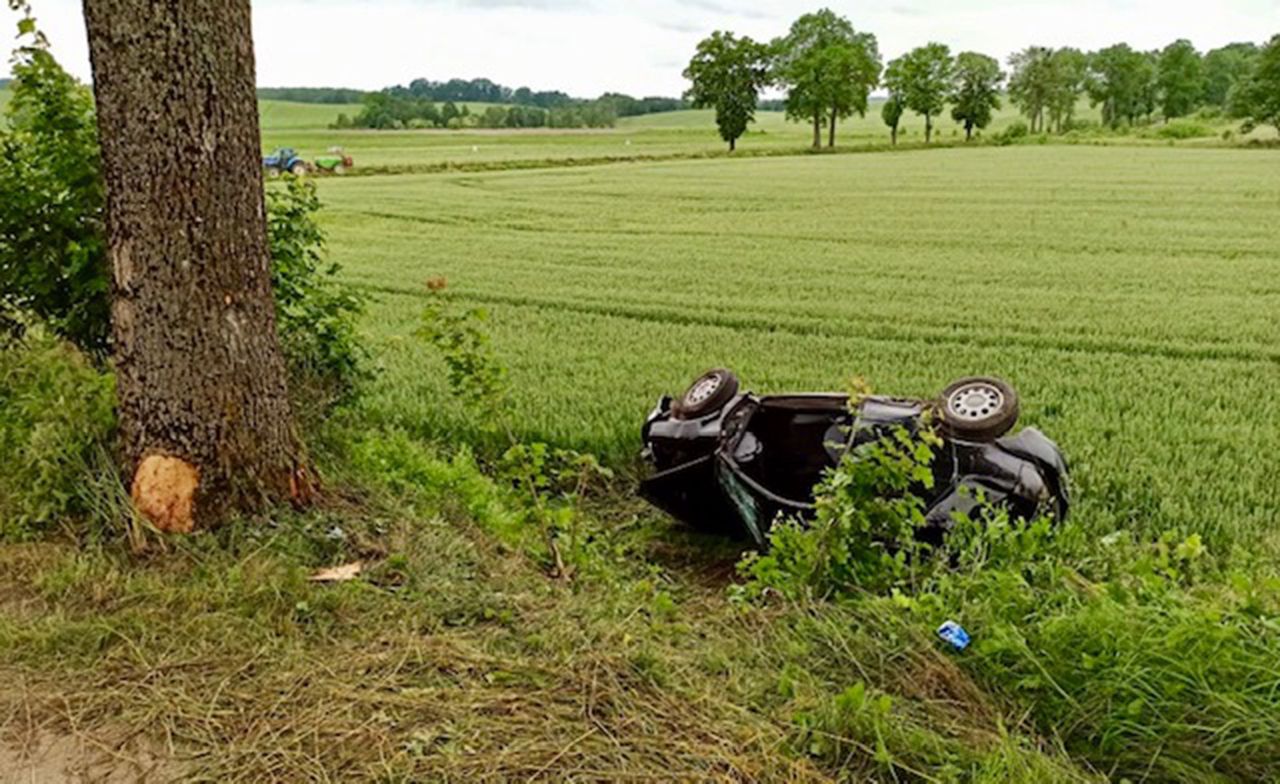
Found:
828,107 -> 837,148
83,0 -> 303,532
812,113 -> 821,148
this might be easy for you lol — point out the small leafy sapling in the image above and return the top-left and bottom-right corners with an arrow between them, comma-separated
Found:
419,277 -> 508,432
734,379 -> 944,601
499,444 -> 611,580
418,282 -> 612,579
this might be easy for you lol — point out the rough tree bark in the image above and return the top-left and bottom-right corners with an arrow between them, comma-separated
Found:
83,0 -> 304,532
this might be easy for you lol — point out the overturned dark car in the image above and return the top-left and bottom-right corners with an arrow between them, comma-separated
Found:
640,369 -> 1069,547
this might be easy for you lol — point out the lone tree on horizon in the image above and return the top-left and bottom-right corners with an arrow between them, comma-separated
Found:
950,51 -> 1003,140
1157,39 -> 1205,121
684,31 -> 769,151
881,61 -> 906,145
891,43 -> 954,143
1088,43 -> 1158,128
772,9 -> 881,148
82,0 -> 306,532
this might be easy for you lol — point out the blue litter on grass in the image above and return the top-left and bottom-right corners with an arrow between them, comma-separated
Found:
937,621 -> 971,650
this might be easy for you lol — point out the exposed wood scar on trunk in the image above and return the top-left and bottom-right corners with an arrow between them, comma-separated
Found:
131,454 -> 200,533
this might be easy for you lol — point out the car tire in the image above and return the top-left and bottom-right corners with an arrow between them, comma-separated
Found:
290,161 -> 308,176
938,376 -> 1019,442
672,368 -> 739,420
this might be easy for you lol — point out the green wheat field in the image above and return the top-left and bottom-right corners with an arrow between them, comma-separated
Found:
312,145 -> 1279,556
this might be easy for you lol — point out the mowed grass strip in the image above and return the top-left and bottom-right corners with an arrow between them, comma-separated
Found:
316,145 -> 1280,551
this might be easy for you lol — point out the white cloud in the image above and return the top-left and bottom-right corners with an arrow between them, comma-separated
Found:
4,0 -> 1275,97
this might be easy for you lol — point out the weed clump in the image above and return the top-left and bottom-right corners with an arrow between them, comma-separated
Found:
1149,119 -> 1214,140
417,283 -> 612,579
735,423 -> 943,600
993,120 -> 1029,145
0,334 -> 116,540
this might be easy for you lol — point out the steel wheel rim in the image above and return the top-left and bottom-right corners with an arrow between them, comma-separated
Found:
947,382 -> 1004,421
686,375 -> 722,406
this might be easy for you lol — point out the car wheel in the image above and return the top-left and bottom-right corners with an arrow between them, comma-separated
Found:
938,376 -> 1019,442
672,368 -> 739,420
290,161 -> 308,176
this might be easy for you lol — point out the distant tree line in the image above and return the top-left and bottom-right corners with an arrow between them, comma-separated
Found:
0,77 -> 10,89
1004,40 -> 1272,132
684,10 -> 1280,150
334,76 -> 686,130
336,94 -> 619,130
596,92 -> 686,117
390,78 -> 683,116
256,86 -> 367,104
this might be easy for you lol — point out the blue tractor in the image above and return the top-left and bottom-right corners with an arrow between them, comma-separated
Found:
263,147 -> 309,177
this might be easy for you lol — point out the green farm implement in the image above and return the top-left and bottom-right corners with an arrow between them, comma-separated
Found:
313,147 -> 354,174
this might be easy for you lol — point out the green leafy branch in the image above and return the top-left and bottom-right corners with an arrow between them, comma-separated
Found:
417,283 -> 611,579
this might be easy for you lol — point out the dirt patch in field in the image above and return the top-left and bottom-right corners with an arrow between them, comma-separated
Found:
0,728 -> 180,783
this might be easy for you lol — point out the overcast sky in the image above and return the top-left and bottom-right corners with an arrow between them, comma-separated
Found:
4,1 -> 1276,97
